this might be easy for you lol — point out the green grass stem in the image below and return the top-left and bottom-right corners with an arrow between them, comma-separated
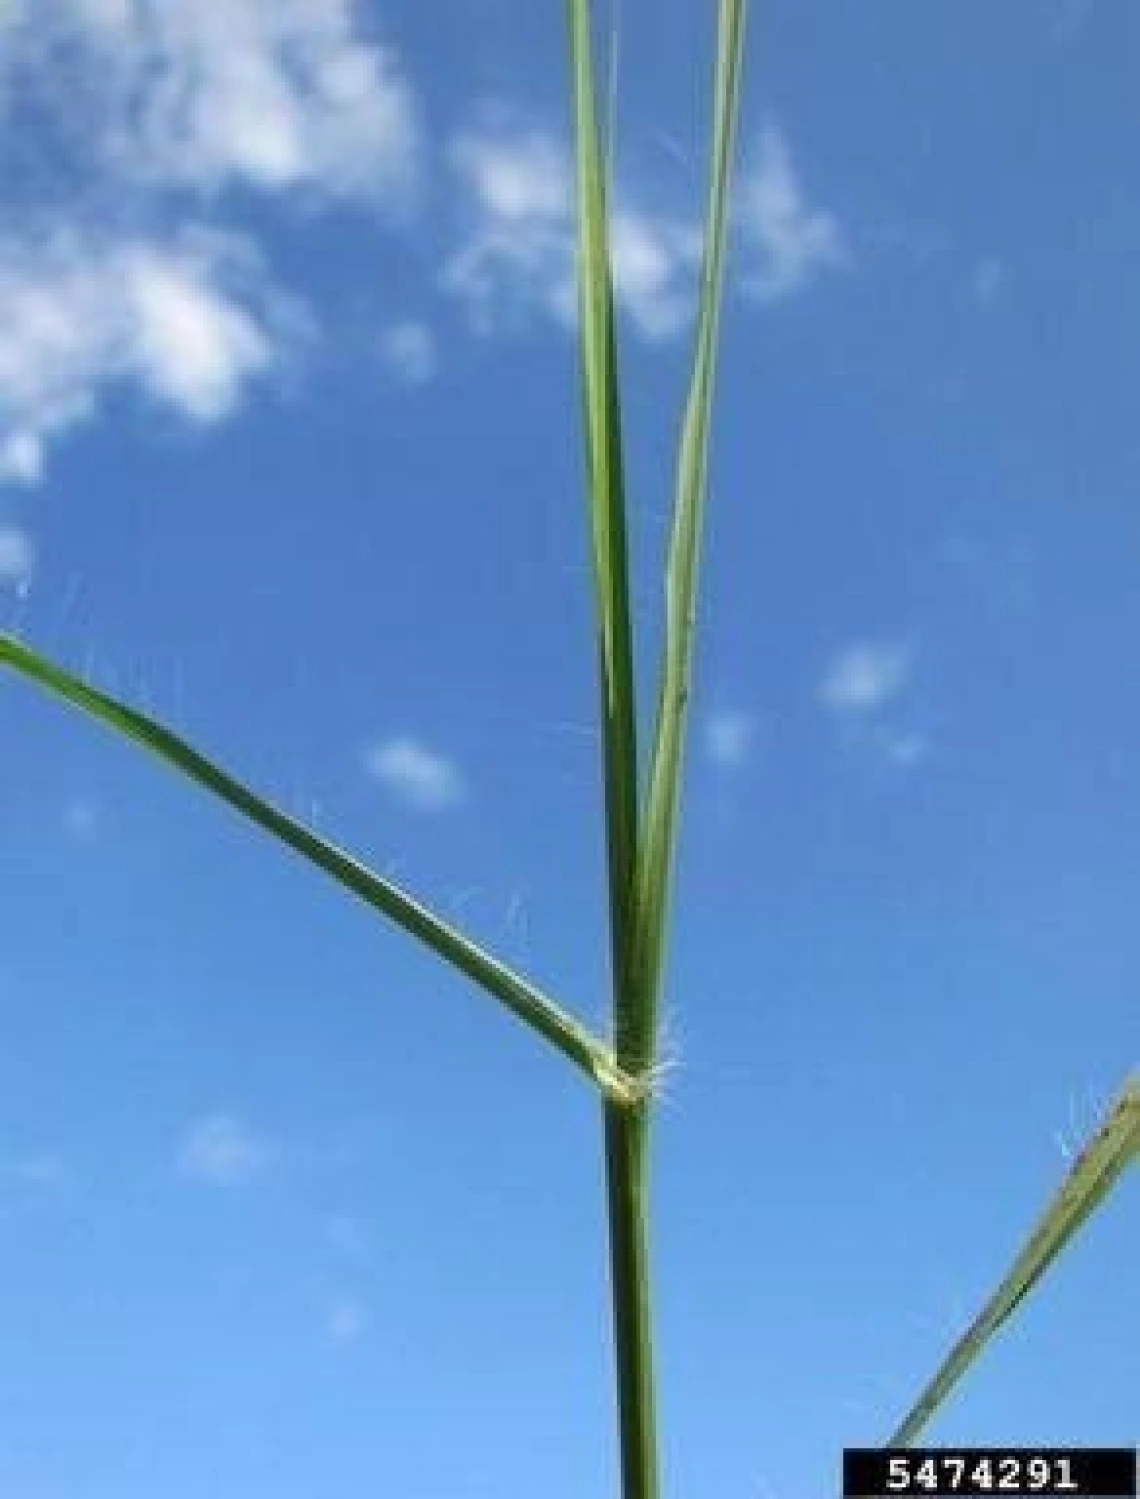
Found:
568,4 -> 747,1496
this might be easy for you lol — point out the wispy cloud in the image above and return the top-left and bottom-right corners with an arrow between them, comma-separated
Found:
609,210 -> 703,340
0,523 -> 34,587
819,641 -> 911,714
0,229 -> 299,483
2,0 -> 420,205
704,709 -> 755,769
0,0 -> 420,482
365,735 -> 465,812
737,121 -> 848,303
177,1112 -> 273,1185
380,319 -> 437,385
819,642 -> 929,770
442,128 -> 575,333
443,122 -> 701,341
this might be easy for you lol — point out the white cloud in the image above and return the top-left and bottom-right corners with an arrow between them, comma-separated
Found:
443,124 -> 701,341
380,320 -> 437,385
326,1295 -> 367,1345
442,130 -> 574,333
128,249 -> 272,418
178,1112 -> 272,1185
738,121 -> 848,302
609,210 -> 702,340
455,129 -> 569,225
365,735 -> 465,812
128,248 -> 280,422
0,228 -> 299,483
3,0 -> 420,205
819,641 -> 911,714
0,432 -> 42,486
0,0 -> 420,482
0,523 -> 34,586
705,709 -> 755,769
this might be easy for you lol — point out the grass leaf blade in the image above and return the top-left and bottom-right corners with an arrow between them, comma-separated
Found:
889,1074 -> 1140,1444
0,633 -> 638,1102
631,0 -> 747,1064
567,0 -> 642,1057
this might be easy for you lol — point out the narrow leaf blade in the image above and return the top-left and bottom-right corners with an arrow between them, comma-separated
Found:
890,1074 -> 1140,1444
0,634 -> 637,1102
567,0 -> 642,1060
630,0 -> 748,1064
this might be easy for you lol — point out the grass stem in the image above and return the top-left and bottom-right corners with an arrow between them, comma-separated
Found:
603,1099 -> 659,1499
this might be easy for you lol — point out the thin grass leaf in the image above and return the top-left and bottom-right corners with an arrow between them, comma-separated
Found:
0,633 -> 639,1104
566,0 -> 642,1064
630,0 -> 747,1067
889,1073 -> 1140,1444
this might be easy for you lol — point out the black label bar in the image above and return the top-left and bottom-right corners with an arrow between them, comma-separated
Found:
843,1448 -> 1136,1498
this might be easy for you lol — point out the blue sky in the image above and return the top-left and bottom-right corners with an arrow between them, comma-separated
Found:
1,1 -> 1137,1495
